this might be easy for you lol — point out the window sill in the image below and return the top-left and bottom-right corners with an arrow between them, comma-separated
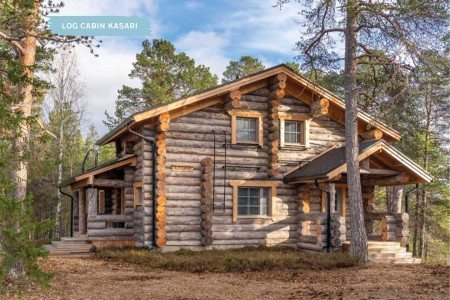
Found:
237,215 -> 272,219
280,144 -> 308,151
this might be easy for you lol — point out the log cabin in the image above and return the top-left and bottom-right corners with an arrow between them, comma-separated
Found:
59,64 -> 432,261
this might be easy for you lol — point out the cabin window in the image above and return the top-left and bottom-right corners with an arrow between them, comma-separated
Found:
236,117 -> 258,143
229,180 -> 280,222
228,111 -> 265,147
284,121 -> 302,144
237,187 -> 270,216
321,186 -> 346,217
133,182 -> 143,207
279,113 -> 311,147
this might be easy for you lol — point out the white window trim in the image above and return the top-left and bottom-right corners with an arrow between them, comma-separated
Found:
229,180 -> 280,222
279,113 -> 311,148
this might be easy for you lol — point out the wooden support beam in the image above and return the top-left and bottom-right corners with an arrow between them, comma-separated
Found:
79,188 -> 87,234
362,174 -> 409,186
361,129 -> 383,140
360,168 -> 401,176
93,179 -> 128,188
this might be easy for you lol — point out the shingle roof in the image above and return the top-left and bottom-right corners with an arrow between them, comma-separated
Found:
283,140 -> 380,183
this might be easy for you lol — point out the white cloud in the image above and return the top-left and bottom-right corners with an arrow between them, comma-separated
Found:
73,37 -> 141,135
185,1 -> 201,9
51,0 -> 158,135
214,0 -> 304,58
175,31 -> 231,79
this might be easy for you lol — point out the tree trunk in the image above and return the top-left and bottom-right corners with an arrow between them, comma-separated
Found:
344,2 -> 368,262
55,121 -> 64,239
8,1 -> 39,280
387,186 -> 403,213
419,94 -> 431,259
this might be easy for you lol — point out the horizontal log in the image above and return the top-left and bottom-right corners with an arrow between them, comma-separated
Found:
362,174 -> 409,186
88,228 -> 134,237
93,179 -> 128,188
361,129 -> 383,140
297,242 -> 323,252
88,215 -> 133,223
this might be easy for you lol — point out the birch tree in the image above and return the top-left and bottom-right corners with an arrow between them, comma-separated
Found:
277,0 -> 449,261
45,50 -> 85,240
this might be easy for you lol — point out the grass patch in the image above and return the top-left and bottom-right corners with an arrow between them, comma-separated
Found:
97,246 -> 358,273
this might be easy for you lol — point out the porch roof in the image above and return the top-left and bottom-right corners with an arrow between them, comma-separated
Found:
283,140 -> 433,185
59,155 -> 136,190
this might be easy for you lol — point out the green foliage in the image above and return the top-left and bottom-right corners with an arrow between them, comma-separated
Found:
104,39 -> 218,128
99,246 -> 357,273
222,56 -> 265,83
0,183 -> 54,290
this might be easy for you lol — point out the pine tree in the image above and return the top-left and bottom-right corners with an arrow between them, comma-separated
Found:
104,39 -> 218,128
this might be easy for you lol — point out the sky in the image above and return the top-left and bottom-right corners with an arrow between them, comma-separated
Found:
54,0 -> 307,136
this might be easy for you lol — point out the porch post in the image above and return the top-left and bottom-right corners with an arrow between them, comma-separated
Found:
79,188 -> 87,234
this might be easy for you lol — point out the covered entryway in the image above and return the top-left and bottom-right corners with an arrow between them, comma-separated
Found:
59,155 -> 138,250
284,140 -> 433,262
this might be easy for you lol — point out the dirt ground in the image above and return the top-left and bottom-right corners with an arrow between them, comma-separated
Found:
2,256 -> 449,300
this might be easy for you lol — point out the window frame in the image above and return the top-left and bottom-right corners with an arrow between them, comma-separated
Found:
133,182 -> 144,208
237,187 -> 270,217
229,180 -> 280,222
321,184 -> 346,217
228,110 -> 265,147
279,113 -> 311,147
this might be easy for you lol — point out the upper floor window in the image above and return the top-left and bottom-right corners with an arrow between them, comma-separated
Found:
228,111 -> 265,147
236,117 -> 258,143
284,121 -> 302,144
279,113 -> 311,147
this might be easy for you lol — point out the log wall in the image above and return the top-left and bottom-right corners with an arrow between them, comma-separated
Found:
160,86 -> 347,249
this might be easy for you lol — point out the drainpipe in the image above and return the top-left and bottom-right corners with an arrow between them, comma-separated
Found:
405,184 -> 419,214
315,181 -> 331,253
127,124 -> 157,249
59,187 -> 74,238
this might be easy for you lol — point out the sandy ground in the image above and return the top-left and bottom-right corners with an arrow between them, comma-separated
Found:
2,256 -> 449,300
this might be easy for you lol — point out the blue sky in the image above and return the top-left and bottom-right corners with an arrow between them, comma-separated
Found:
56,0 -> 306,135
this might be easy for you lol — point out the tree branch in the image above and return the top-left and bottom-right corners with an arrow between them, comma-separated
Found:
0,31 -> 25,55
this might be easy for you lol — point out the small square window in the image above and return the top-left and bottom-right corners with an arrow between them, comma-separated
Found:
284,121 -> 302,144
236,117 -> 258,143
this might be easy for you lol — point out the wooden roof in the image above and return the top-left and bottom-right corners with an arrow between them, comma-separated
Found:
284,140 -> 433,185
59,155 -> 137,190
97,64 -> 402,146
